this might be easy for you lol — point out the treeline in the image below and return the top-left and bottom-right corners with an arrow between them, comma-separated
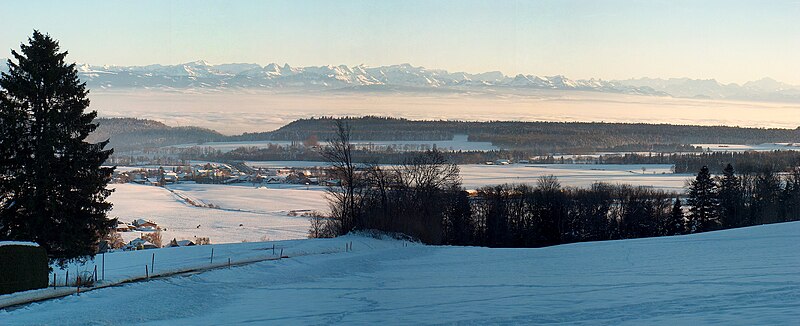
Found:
528,150 -> 800,174
265,116 -> 800,152
673,151 -> 800,173
93,116 -> 800,157
317,122 -> 800,247
90,118 -> 225,152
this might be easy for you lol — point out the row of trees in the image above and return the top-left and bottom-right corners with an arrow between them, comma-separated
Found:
319,122 -> 800,248
269,116 -> 800,152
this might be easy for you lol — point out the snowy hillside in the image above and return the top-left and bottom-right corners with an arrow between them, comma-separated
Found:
3,221 -> 799,324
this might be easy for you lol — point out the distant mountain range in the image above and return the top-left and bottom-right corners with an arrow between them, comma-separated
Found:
2,58 -> 800,101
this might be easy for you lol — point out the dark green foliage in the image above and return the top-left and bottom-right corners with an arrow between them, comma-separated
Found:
687,166 -> 719,233
0,244 -> 49,295
750,169 -> 783,225
88,117 -> 224,152
666,198 -> 685,236
718,164 -> 745,228
0,31 -> 115,266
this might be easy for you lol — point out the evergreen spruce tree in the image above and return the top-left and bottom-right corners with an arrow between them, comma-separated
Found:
687,166 -> 719,233
717,163 -> 743,228
0,31 -> 115,265
668,197 -> 685,235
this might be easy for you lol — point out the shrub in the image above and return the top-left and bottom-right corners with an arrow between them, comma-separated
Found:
0,244 -> 49,295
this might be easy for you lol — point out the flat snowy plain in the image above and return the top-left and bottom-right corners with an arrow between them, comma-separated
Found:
3,222 -> 799,325
108,183 -> 327,244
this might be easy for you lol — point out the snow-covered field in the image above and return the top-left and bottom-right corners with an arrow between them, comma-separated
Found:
458,164 -> 688,191
108,183 -> 327,244
4,221 -> 799,324
244,161 -> 691,191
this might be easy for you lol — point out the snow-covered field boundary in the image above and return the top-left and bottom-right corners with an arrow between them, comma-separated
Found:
0,235 -> 405,311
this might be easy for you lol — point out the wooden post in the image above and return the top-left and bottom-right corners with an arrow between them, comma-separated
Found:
65,270 -> 69,287
280,248 -> 283,258
94,265 -> 98,284
145,265 -> 149,279
53,273 -> 56,289
272,244 -> 275,255
102,252 -> 105,280
210,247 -> 214,264
228,258 -> 231,268
151,253 -> 155,273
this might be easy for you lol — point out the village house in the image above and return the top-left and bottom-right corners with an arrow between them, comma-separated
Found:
132,219 -> 159,231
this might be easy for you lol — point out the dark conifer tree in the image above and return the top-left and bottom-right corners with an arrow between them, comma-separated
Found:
0,31 -> 115,265
667,197 -> 685,235
717,164 -> 743,228
687,166 -> 719,233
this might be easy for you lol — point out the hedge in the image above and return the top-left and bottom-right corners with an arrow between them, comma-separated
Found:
0,244 -> 49,295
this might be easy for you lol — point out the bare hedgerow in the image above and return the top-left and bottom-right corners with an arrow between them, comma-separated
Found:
103,231 -> 126,249
142,230 -> 163,248
308,216 -> 340,238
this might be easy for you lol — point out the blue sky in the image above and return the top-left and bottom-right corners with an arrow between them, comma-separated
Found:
3,0 -> 800,84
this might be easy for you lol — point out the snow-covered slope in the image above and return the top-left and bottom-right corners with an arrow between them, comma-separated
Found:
4,221 -> 800,324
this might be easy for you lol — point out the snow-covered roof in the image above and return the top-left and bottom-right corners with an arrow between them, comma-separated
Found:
0,241 -> 40,248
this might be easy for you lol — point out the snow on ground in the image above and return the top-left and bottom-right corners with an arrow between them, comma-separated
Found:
243,161 -> 690,192
4,222 -> 800,325
692,143 -> 800,152
459,164 -> 690,191
108,183 -> 326,244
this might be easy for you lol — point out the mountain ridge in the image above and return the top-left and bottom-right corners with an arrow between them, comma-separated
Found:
3,58 -> 800,101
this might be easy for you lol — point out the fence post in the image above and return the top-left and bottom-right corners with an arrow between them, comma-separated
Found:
65,270 -> 69,287
94,265 -> 98,284
272,244 -> 275,255
53,273 -> 56,289
151,253 -> 155,274
102,252 -> 105,281
228,258 -> 231,268
145,265 -> 149,279
280,248 -> 283,258
211,247 -> 214,264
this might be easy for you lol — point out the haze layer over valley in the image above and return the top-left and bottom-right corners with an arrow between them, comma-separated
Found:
91,89 -> 800,135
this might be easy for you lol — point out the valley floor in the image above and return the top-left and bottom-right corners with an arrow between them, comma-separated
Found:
3,222 -> 800,325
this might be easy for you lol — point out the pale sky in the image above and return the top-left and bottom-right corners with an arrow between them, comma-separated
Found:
2,0 -> 800,84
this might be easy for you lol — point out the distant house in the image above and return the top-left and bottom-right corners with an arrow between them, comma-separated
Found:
262,176 -> 285,184
127,238 -> 158,250
132,219 -> 158,230
163,172 -> 178,183
321,179 -> 341,187
115,222 -> 134,232
167,238 -> 195,247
